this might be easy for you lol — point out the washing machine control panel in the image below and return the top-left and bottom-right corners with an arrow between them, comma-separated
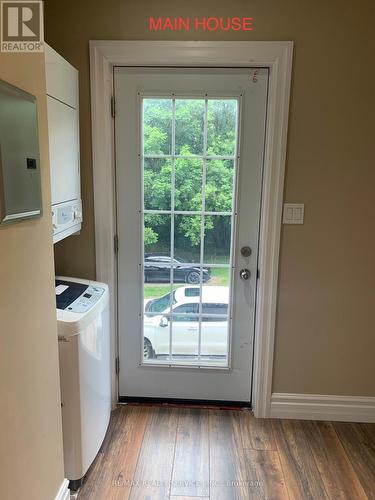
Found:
66,285 -> 105,313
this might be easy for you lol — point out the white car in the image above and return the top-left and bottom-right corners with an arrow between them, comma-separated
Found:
143,286 -> 229,359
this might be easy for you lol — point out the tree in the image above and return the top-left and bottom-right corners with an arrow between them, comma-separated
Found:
143,98 -> 237,261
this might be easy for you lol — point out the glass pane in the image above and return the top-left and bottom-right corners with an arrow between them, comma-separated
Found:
171,314 -> 199,359
204,267 -> 231,293
174,214 -> 201,264
143,312 -> 170,361
171,285 -> 202,311
143,98 -> 172,155
207,99 -> 238,156
144,271 -> 183,317
175,158 -> 203,211
141,94 -> 238,367
144,287 -> 174,316
202,303 -> 229,316
205,159 -> 235,212
201,272 -> 230,361
144,214 -> 171,257
204,216 -> 232,264
171,262 -> 203,286
173,303 -> 199,315
200,317 -> 229,361
144,157 -> 172,210
175,99 -> 205,155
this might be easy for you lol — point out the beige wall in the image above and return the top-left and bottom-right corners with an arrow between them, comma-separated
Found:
0,53 -> 65,499
46,0 -> 375,397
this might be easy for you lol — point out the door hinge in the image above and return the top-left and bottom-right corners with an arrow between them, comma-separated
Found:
114,234 -> 119,254
111,95 -> 116,118
115,356 -> 120,375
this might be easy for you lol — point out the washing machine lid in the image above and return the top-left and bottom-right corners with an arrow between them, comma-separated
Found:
56,279 -> 89,310
56,277 -> 109,338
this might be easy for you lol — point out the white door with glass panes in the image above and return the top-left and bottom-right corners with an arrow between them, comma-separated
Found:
115,67 -> 268,402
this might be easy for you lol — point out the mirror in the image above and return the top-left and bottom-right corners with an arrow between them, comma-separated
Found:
159,316 -> 169,328
0,79 -> 42,224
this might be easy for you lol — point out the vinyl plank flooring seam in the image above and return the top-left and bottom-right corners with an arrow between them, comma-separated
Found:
128,413 -> 147,499
113,407 -> 149,500
267,419 -> 289,499
301,422 -> 333,500
209,410 -> 250,499
207,410 -> 211,500
240,410 -> 277,451
127,407 -> 153,499
79,407 -> 127,499
171,409 -> 210,498
331,422 -> 373,500
332,422 -> 359,474
328,423 -> 356,496
99,406 -> 151,500
269,419 -> 291,500
129,407 -> 179,499
301,421 -> 354,500
304,425 -> 332,500
78,407 -> 128,499
169,408 -> 181,499
331,422 -> 368,499
275,447 -> 291,500
272,419 -> 329,500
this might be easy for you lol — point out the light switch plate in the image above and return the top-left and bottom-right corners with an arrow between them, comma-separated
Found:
283,203 -> 304,224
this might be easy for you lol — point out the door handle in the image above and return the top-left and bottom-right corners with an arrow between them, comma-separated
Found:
240,268 -> 251,280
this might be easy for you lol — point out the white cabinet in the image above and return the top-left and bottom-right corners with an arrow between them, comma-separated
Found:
45,44 -> 82,243
45,48 -> 77,109
47,96 -> 80,205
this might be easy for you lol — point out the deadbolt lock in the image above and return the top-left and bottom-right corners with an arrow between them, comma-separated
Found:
240,246 -> 252,258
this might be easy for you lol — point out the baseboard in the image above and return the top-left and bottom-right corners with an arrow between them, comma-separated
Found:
55,479 -> 70,500
270,393 -> 375,422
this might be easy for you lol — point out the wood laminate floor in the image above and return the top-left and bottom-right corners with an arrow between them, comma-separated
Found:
77,405 -> 375,500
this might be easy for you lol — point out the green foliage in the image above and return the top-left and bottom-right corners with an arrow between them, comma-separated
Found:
144,226 -> 158,245
207,100 -> 237,156
143,98 -> 237,259
175,99 -> 204,154
143,99 -> 172,154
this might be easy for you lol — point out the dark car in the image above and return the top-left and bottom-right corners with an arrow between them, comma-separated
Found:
144,254 -> 211,284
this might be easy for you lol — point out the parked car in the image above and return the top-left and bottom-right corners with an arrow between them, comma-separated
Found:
145,285 -> 202,316
143,286 -> 229,359
144,254 -> 211,284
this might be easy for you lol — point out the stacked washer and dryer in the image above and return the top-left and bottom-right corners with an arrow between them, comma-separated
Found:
46,46 -> 111,491
56,277 -> 111,490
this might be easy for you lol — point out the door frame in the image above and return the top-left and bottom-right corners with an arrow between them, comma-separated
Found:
89,40 -> 293,417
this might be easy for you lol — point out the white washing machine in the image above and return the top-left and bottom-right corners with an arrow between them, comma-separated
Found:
56,277 -> 111,489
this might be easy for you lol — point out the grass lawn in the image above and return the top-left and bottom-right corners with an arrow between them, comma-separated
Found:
144,284 -> 178,299
144,268 -> 230,299
210,267 -> 230,286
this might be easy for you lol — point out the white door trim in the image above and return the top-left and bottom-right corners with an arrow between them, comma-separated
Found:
89,41 -> 293,417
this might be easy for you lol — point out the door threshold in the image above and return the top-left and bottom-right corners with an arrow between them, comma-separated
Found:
118,396 -> 252,411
